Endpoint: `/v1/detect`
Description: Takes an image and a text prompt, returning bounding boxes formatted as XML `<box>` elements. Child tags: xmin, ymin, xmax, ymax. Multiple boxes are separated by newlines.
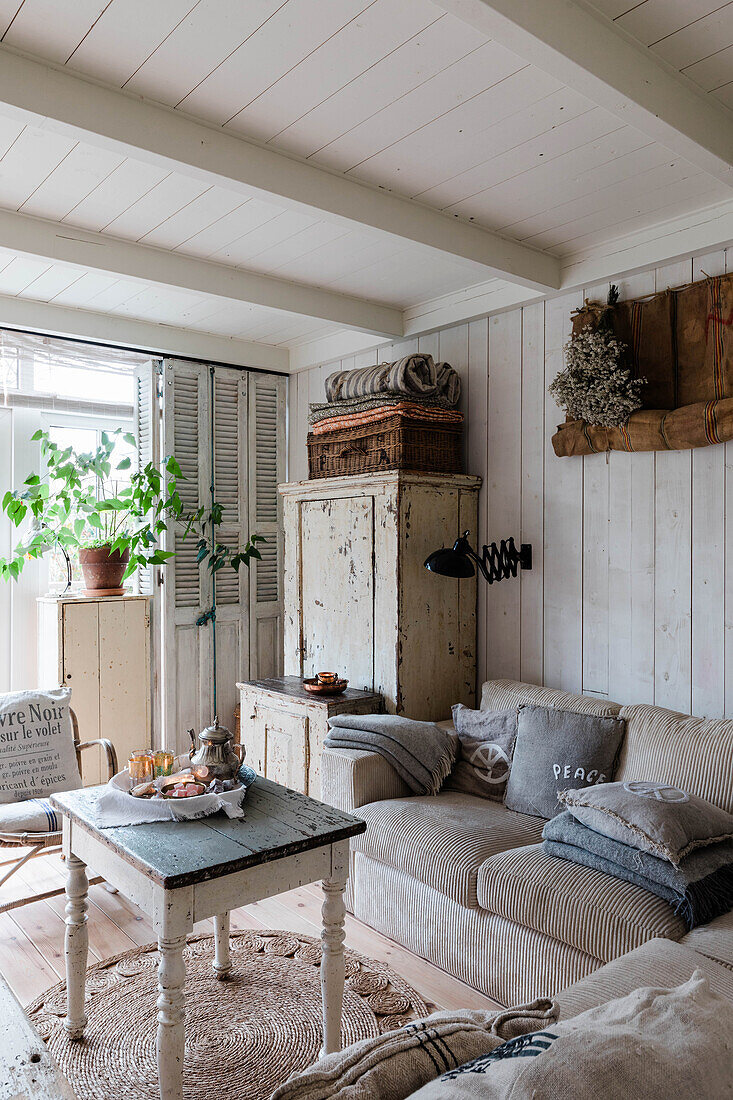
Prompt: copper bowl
<box><xmin>303</xmin><ymin>677</ymin><xmax>348</xmax><ymax>696</ymax></box>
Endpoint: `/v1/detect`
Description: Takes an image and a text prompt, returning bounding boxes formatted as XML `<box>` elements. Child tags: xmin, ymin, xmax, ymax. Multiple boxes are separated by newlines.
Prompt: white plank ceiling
<box><xmin>0</xmin><ymin>0</ymin><xmax>730</xmax><ymax>358</ymax></box>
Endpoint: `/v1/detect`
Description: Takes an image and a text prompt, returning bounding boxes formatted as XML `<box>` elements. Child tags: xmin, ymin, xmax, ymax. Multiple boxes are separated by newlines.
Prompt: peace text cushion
<box><xmin>504</xmin><ymin>704</ymin><xmax>625</xmax><ymax>819</ymax></box>
<box><xmin>444</xmin><ymin>705</ymin><xmax>517</xmax><ymax>801</ymax></box>
<box><xmin>409</xmin><ymin>974</ymin><xmax>733</xmax><ymax>1099</ymax></box>
<box><xmin>0</xmin><ymin>688</ymin><xmax>81</xmax><ymax>804</ymax></box>
<box><xmin>560</xmin><ymin>780</ymin><xmax>733</xmax><ymax>864</ymax></box>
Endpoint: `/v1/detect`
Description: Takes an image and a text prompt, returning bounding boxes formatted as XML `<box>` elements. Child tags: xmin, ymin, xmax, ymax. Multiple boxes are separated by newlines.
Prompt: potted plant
<box><xmin>0</xmin><ymin>428</ymin><xmax>263</xmax><ymax>592</ymax></box>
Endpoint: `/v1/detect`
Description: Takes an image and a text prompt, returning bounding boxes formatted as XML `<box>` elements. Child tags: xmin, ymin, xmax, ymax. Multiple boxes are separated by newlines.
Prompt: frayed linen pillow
<box><xmin>271</xmin><ymin>1000</ymin><xmax>558</xmax><ymax>1100</ymax></box>
<box><xmin>505</xmin><ymin>704</ymin><xmax>625</xmax><ymax>819</ymax></box>
<box><xmin>409</xmin><ymin>973</ymin><xmax>733</xmax><ymax>1099</ymax></box>
<box><xmin>444</xmin><ymin>705</ymin><xmax>517</xmax><ymax>801</ymax></box>
<box><xmin>0</xmin><ymin>687</ymin><xmax>81</xmax><ymax>804</ymax></box>
<box><xmin>560</xmin><ymin>780</ymin><xmax>733</xmax><ymax>864</ymax></box>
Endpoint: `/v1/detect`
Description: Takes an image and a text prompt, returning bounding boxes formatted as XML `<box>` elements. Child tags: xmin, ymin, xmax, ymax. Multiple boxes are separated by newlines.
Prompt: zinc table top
<box><xmin>51</xmin><ymin>776</ymin><xmax>365</xmax><ymax>890</ymax></box>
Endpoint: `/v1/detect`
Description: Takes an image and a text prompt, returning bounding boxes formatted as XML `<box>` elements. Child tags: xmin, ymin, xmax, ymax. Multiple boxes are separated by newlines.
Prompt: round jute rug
<box><xmin>26</xmin><ymin>930</ymin><xmax>429</xmax><ymax>1100</ymax></box>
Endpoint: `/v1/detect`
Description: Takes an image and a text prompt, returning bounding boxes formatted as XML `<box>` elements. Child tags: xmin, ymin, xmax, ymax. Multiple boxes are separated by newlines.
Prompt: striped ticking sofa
<box><xmin>321</xmin><ymin>679</ymin><xmax>733</xmax><ymax>1006</ymax></box>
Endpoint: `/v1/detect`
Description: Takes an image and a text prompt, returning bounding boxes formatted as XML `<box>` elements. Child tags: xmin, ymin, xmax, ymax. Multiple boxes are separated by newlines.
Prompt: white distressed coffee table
<box><xmin>51</xmin><ymin>776</ymin><xmax>366</xmax><ymax>1100</ymax></box>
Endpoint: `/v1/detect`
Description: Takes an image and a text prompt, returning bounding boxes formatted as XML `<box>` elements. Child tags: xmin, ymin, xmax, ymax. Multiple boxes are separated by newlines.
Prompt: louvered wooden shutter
<box><xmin>133</xmin><ymin>362</ymin><xmax>160</xmax><ymax>597</ymax></box>
<box><xmin>161</xmin><ymin>359</ymin><xmax>212</xmax><ymax>752</ymax></box>
<box><xmin>211</xmin><ymin>367</ymin><xmax>249</xmax><ymax>735</ymax></box>
<box><xmin>248</xmin><ymin>373</ymin><xmax>287</xmax><ymax>678</ymax></box>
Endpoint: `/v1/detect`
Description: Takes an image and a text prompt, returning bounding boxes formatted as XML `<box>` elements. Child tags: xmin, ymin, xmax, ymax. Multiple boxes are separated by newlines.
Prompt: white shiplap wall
<box><xmin>289</xmin><ymin>247</ymin><xmax>733</xmax><ymax>719</ymax></box>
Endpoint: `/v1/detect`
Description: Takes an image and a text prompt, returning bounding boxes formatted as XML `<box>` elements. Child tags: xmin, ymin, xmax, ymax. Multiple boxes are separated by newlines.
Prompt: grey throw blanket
<box><xmin>308</xmin><ymin>392</ymin><xmax>453</xmax><ymax>426</ymax></box>
<box><xmin>324</xmin><ymin>354</ymin><xmax>461</xmax><ymax>407</ymax></box>
<box><xmin>325</xmin><ymin>713</ymin><xmax>457</xmax><ymax>796</ymax></box>
<box><xmin>543</xmin><ymin>811</ymin><xmax>733</xmax><ymax>929</ymax></box>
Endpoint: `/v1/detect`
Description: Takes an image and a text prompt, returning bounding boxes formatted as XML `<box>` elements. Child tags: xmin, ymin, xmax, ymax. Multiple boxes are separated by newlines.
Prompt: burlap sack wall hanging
<box><xmin>552</xmin><ymin>272</ymin><xmax>733</xmax><ymax>457</ymax></box>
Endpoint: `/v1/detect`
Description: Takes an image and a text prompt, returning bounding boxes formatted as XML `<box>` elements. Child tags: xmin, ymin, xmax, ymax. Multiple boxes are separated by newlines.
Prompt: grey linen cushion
<box><xmin>409</xmin><ymin>973</ymin><xmax>733</xmax><ymax>1099</ymax></box>
<box><xmin>270</xmin><ymin>1000</ymin><xmax>558</xmax><ymax>1100</ymax></box>
<box><xmin>505</xmin><ymin>705</ymin><xmax>625</xmax><ymax>819</ymax></box>
<box><xmin>560</xmin><ymin>780</ymin><xmax>733</xmax><ymax>864</ymax></box>
<box><xmin>443</xmin><ymin>705</ymin><xmax>517</xmax><ymax>801</ymax></box>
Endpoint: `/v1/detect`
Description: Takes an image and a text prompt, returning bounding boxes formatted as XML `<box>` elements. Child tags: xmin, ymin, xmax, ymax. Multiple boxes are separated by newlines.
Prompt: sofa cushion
<box><xmin>481</xmin><ymin>679</ymin><xmax>622</xmax><ymax>719</ymax></box>
<box><xmin>477</xmin><ymin>844</ymin><xmax>686</xmax><ymax>962</ymax></box>
<box><xmin>505</xmin><ymin>706</ymin><xmax>625</xmax><ymax>819</ymax></box>
<box><xmin>352</xmin><ymin>792</ymin><xmax>544</xmax><ymax>908</ymax></box>
<box><xmin>444</xmin><ymin>705</ymin><xmax>517</xmax><ymax>802</ymax></box>
<box><xmin>0</xmin><ymin>798</ymin><xmax>60</xmax><ymax>835</ymax></box>
<box><xmin>556</xmin><ymin>938</ymin><xmax>733</xmax><ymax>1018</ymax></box>
<box><xmin>616</xmin><ymin>704</ymin><xmax>733</xmax><ymax>813</ymax></box>
<box><xmin>682</xmin><ymin>910</ymin><xmax>733</xmax><ymax>971</ymax></box>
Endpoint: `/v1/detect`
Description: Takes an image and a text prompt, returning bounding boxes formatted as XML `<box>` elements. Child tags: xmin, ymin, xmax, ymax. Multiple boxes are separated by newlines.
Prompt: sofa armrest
<box><xmin>320</xmin><ymin>747</ymin><xmax>411</xmax><ymax>813</ymax></box>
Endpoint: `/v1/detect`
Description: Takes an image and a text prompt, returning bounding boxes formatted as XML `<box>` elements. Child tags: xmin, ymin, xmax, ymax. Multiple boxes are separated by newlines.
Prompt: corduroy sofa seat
<box><xmin>321</xmin><ymin>679</ymin><xmax>733</xmax><ymax>1006</ymax></box>
<box><xmin>352</xmin><ymin>792</ymin><xmax>544</xmax><ymax>908</ymax></box>
<box><xmin>477</xmin><ymin>843</ymin><xmax>686</xmax><ymax>962</ymax></box>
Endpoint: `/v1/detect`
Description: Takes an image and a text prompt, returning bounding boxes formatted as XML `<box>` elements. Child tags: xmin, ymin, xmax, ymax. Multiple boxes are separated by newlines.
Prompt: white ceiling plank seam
<box><xmin>0</xmin><ymin>44</ymin><xmax>561</xmax><ymax>292</ymax></box>
<box><xmin>0</xmin><ymin>206</ymin><xmax>403</xmax><ymax>337</ymax></box>
<box><xmin>432</xmin><ymin>0</ymin><xmax>733</xmax><ymax>186</ymax></box>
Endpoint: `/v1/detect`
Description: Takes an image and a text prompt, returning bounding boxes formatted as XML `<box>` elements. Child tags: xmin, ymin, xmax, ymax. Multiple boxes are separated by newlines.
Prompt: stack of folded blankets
<box><xmin>307</xmin><ymin>352</ymin><xmax>464</xmax><ymax>479</ymax></box>
<box><xmin>543</xmin><ymin>781</ymin><xmax>733</xmax><ymax>930</ymax></box>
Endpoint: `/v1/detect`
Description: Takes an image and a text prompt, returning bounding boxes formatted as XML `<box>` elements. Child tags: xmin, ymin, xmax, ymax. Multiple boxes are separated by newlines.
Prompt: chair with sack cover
<box><xmin>0</xmin><ymin>688</ymin><xmax>117</xmax><ymax>913</ymax></box>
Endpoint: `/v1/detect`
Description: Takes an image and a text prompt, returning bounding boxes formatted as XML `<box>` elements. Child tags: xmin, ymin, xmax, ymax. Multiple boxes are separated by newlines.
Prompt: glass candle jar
<box><xmin>152</xmin><ymin>750</ymin><xmax>175</xmax><ymax>778</ymax></box>
<box><xmin>128</xmin><ymin>750</ymin><xmax>154</xmax><ymax>784</ymax></box>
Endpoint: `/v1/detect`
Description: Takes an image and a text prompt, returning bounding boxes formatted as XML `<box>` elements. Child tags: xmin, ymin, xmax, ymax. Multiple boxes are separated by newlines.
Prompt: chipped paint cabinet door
<box><xmin>37</xmin><ymin>595</ymin><xmax>151</xmax><ymax>786</ymax></box>
<box><xmin>249</xmin><ymin>705</ymin><xmax>307</xmax><ymax>791</ymax></box>
<box><xmin>280</xmin><ymin>472</ymin><xmax>481</xmax><ymax>721</ymax></box>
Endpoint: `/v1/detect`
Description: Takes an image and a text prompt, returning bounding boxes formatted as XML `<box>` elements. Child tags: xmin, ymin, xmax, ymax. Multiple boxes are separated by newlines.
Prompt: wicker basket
<box><xmin>307</xmin><ymin>413</ymin><xmax>463</xmax><ymax>478</ymax></box>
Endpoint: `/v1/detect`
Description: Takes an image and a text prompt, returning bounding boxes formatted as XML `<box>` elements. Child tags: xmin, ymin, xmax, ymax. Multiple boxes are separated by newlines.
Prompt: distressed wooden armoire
<box><xmin>279</xmin><ymin>472</ymin><xmax>481</xmax><ymax>720</ymax></box>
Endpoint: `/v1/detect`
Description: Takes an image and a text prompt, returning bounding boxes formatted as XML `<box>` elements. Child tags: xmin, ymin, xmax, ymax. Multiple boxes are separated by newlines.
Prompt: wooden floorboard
<box><xmin>0</xmin><ymin>850</ymin><xmax>500</xmax><ymax>1013</ymax></box>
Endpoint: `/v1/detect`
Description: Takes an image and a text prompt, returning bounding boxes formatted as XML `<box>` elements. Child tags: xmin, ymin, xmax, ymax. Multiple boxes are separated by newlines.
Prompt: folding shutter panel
<box><xmin>212</xmin><ymin>366</ymin><xmax>249</xmax><ymax>735</ymax></box>
<box><xmin>248</xmin><ymin>373</ymin><xmax>287</xmax><ymax>678</ymax></box>
<box><xmin>161</xmin><ymin>359</ymin><xmax>212</xmax><ymax>753</ymax></box>
<box><xmin>133</xmin><ymin>362</ymin><xmax>160</xmax><ymax>597</ymax></box>
<box><xmin>133</xmin><ymin>361</ymin><xmax>161</xmax><ymax>743</ymax></box>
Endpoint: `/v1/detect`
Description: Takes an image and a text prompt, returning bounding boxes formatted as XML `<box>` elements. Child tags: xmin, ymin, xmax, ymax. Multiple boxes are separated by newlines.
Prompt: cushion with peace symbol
<box><xmin>444</xmin><ymin>705</ymin><xmax>518</xmax><ymax>801</ymax></box>
<box><xmin>559</xmin><ymin>780</ymin><xmax>733</xmax><ymax>864</ymax></box>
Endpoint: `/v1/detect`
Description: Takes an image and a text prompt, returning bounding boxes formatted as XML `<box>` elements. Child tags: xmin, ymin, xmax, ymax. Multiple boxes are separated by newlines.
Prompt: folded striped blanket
<box><xmin>308</xmin><ymin>391</ymin><xmax>452</xmax><ymax>426</ymax></box>
<box><xmin>311</xmin><ymin>402</ymin><xmax>464</xmax><ymax>436</ymax></box>
<box><xmin>325</xmin><ymin>353</ymin><xmax>461</xmax><ymax>406</ymax></box>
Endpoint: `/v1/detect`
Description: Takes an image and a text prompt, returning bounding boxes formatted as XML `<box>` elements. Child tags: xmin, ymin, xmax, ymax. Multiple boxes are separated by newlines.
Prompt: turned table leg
<box><xmin>212</xmin><ymin>912</ymin><xmax>231</xmax><ymax>980</ymax></box>
<box><xmin>64</xmin><ymin>853</ymin><xmax>89</xmax><ymax>1040</ymax></box>
<box><xmin>320</xmin><ymin>869</ymin><xmax>347</xmax><ymax>1056</ymax></box>
<box><xmin>157</xmin><ymin>932</ymin><xmax>186</xmax><ymax>1100</ymax></box>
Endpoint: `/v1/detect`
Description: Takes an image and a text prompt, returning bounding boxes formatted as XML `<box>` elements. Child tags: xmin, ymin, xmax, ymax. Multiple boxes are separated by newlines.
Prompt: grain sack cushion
<box><xmin>476</xmin><ymin>844</ymin><xmax>685</xmax><ymax>961</ymax></box>
<box><xmin>682</xmin><ymin>910</ymin><xmax>733</xmax><ymax>971</ymax></box>
<box><xmin>271</xmin><ymin>1001</ymin><xmax>558</xmax><ymax>1100</ymax></box>
<box><xmin>616</xmin><ymin>703</ymin><xmax>733</xmax><ymax>812</ymax></box>
<box><xmin>409</xmin><ymin>973</ymin><xmax>733</xmax><ymax>1099</ymax></box>
<box><xmin>443</xmin><ymin>706</ymin><xmax>517</xmax><ymax>801</ymax></box>
<box><xmin>352</xmin><ymin>793</ymin><xmax>544</xmax><ymax>908</ymax></box>
<box><xmin>559</xmin><ymin>781</ymin><xmax>733</xmax><ymax>864</ymax></box>
<box><xmin>0</xmin><ymin>688</ymin><xmax>80</xmax><ymax>803</ymax></box>
<box><xmin>505</xmin><ymin>705</ymin><xmax>625</xmax><ymax>819</ymax></box>
<box><xmin>0</xmin><ymin>798</ymin><xmax>60</xmax><ymax>835</ymax></box>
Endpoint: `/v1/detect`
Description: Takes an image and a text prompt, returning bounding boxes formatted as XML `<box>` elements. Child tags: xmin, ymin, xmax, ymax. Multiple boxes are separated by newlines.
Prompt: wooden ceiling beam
<box><xmin>434</xmin><ymin>0</ymin><xmax>733</xmax><ymax>186</ymax></box>
<box><xmin>0</xmin><ymin>46</ymin><xmax>561</xmax><ymax>293</ymax></box>
<box><xmin>0</xmin><ymin>208</ymin><xmax>403</xmax><ymax>338</ymax></box>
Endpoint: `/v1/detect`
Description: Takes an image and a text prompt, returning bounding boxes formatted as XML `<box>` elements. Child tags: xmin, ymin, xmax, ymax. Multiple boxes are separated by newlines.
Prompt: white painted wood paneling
<box><xmin>289</xmin><ymin>245</ymin><xmax>733</xmax><ymax>718</ymax></box>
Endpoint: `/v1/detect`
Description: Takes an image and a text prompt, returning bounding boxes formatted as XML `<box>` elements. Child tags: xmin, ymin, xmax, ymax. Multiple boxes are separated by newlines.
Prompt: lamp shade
<box><xmin>424</xmin><ymin>535</ymin><xmax>475</xmax><ymax>578</ymax></box>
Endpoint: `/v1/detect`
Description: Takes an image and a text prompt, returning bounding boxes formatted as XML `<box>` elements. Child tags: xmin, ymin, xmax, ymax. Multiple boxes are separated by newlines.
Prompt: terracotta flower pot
<box><xmin>78</xmin><ymin>545</ymin><xmax>130</xmax><ymax>596</ymax></box>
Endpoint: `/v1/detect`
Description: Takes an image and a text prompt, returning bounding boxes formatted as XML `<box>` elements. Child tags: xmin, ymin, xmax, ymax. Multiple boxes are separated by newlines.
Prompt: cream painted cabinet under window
<box><xmin>37</xmin><ymin>595</ymin><xmax>151</xmax><ymax>786</ymax></box>
<box><xmin>280</xmin><ymin>472</ymin><xmax>481</xmax><ymax>721</ymax></box>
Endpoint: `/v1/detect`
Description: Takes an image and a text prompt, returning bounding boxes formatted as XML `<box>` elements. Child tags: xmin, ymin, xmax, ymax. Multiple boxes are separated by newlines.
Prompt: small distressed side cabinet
<box><xmin>238</xmin><ymin>676</ymin><xmax>382</xmax><ymax>797</ymax></box>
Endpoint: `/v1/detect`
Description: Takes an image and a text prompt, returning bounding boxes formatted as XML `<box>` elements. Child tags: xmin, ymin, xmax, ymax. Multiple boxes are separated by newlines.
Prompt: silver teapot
<box><xmin>188</xmin><ymin>716</ymin><xmax>243</xmax><ymax>782</ymax></box>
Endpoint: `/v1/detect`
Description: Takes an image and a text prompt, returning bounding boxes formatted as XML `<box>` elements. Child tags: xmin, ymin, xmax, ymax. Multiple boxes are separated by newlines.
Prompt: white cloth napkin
<box><xmin>94</xmin><ymin>765</ymin><xmax>249</xmax><ymax>828</ymax></box>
